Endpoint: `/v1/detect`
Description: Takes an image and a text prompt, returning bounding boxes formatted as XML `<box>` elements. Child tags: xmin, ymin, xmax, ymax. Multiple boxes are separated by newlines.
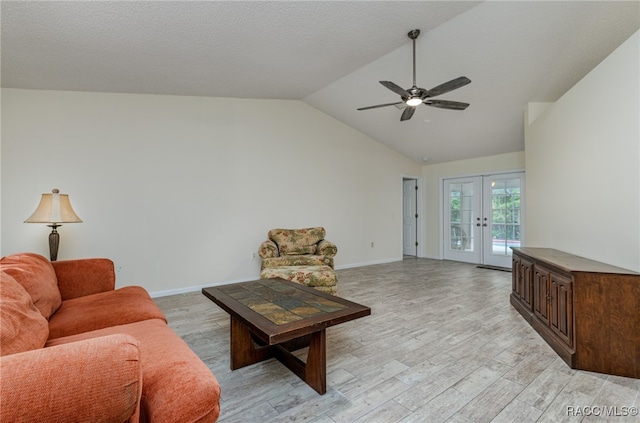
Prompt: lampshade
<box><xmin>405</xmin><ymin>97</ymin><xmax>423</xmax><ymax>107</ymax></box>
<box><xmin>24</xmin><ymin>189</ymin><xmax>82</xmax><ymax>224</ymax></box>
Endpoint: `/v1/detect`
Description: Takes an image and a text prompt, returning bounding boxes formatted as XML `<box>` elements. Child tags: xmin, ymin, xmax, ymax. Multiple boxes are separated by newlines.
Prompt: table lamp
<box><xmin>24</xmin><ymin>189</ymin><xmax>82</xmax><ymax>261</ymax></box>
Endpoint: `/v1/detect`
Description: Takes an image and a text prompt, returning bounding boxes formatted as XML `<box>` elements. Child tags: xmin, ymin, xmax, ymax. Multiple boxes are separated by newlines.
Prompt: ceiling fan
<box><xmin>357</xmin><ymin>29</ymin><xmax>471</xmax><ymax>121</ymax></box>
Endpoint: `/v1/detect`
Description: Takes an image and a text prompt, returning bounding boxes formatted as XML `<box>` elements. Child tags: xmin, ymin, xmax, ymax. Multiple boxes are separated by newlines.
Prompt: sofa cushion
<box><xmin>47</xmin><ymin>319</ymin><xmax>221</xmax><ymax>423</ymax></box>
<box><xmin>1</xmin><ymin>253</ymin><xmax>62</xmax><ymax>319</ymax></box>
<box><xmin>48</xmin><ymin>286</ymin><xmax>167</xmax><ymax>340</ymax></box>
<box><xmin>268</xmin><ymin>227</ymin><xmax>326</xmax><ymax>255</ymax></box>
<box><xmin>0</xmin><ymin>272</ymin><xmax>50</xmax><ymax>356</ymax></box>
<box><xmin>52</xmin><ymin>258</ymin><xmax>116</xmax><ymax>300</ymax></box>
<box><xmin>1</xmin><ymin>334</ymin><xmax>142</xmax><ymax>422</ymax></box>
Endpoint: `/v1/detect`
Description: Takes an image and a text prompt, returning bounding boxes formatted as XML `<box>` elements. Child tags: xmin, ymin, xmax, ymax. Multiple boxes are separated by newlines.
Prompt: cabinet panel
<box><xmin>550</xmin><ymin>272</ymin><xmax>573</xmax><ymax>348</ymax></box>
<box><xmin>512</xmin><ymin>255</ymin><xmax>533</xmax><ymax>310</ymax></box>
<box><xmin>520</xmin><ymin>257</ymin><xmax>533</xmax><ymax>309</ymax></box>
<box><xmin>512</xmin><ymin>255</ymin><xmax>519</xmax><ymax>292</ymax></box>
<box><xmin>533</xmin><ymin>267</ymin><xmax>549</xmax><ymax>325</ymax></box>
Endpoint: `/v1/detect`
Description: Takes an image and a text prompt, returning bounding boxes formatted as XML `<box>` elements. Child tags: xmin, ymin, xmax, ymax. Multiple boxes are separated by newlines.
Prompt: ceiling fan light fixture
<box><xmin>405</xmin><ymin>97</ymin><xmax>423</xmax><ymax>106</ymax></box>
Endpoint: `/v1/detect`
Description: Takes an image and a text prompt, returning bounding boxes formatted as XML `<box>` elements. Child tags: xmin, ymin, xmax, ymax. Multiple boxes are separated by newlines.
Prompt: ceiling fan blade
<box><xmin>357</xmin><ymin>101</ymin><xmax>404</xmax><ymax>111</ymax></box>
<box><xmin>400</xmin><ymin>106</ymin><xmax>416</xmax><ymax>121</ymax></box>
<box><xmin>424</xmin><ymin>99</ymin><xmax>470</xmax><ymax>110</ymax></box>
<box><xmin>380</xmin><ymin>81</ymin><xmax>409</xmax><ymax>97</ymax></box>
<box><xmin>425</xmin><ymin>76</ymin><xmax>471</xmax><ymax>98</ymax></box>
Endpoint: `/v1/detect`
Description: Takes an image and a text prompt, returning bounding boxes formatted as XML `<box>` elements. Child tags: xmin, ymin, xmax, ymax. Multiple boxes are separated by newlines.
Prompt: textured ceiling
<box><xmin>1</xmin><ymin>1</ymin><xmax>479</xmax><ymax>98</ymax></box>
<box><xmin>2</xmin><ymin>1</ymin><xmax>639</xmax><ymax>164</ymax></box>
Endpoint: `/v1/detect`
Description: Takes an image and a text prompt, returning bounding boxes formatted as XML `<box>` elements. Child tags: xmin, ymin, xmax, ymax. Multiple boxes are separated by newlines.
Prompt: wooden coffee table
<box><xmin>202</xmin><ymin>278</ymin><xmax>370</xmax><ymax>394</ymax></box>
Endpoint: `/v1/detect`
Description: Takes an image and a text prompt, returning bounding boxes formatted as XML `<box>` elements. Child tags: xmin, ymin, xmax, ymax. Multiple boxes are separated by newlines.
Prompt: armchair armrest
<box><xmin>258</xmin><ymin>240</ymin><xmax>279</xmax><ymax>259</ymax></box>
<box><xmin>52</xmin><ymin>258</ymin><xmax>116</xmax><ymax>300</ymax></box>
<box><xmin>0</xmin><ymin>334</ymin><xmax>142</xmax><ymax>423</ymax></box>
<box><xmin>317</xmin><ymin>239</ymin><xmax>338</xmax><ymax>257</ymax></box>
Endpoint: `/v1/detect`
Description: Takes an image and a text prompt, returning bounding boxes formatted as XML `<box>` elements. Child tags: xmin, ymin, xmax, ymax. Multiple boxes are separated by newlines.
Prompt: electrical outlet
<box><xmin>252</xmin><ymin>252</ymin><xmax>258</xmax><ymax>260</ymax></box>
<box><xmin>371</xmin><ymin>242</ymin><xmax>374</xmax><ymax>248</ymax></box>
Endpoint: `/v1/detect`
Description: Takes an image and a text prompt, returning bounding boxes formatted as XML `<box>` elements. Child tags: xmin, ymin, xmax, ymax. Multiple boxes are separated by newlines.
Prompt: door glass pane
<box><xmin>490</xmin><ymin>178</ymin><xmax>521</xmax><ymax>255</ymax></box>
<box><xmin>449</xmin><ymin>182</ymin><xmax>474</xmax><ymax>251</ymax></box>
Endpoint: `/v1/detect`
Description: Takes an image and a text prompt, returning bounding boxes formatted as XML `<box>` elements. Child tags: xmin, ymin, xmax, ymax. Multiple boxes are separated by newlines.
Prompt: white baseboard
<box><xmin>149</xmin><ymin>276</ymin><xmax>259</xmax><ymax>298</ymax></box>
<box><xmin>150</xmin><ymin>257</ymin><xmax>410</xmax><ymax>298</ymax></box>
<box><xmin>420</xmin><ymin>253</ymin><xmax>441</xmax><ymax>260</ymax></box>
<box><xmin>335</xmin><ymin>257</ymin><xmax>402</xmax><ymax>270</ymax></box>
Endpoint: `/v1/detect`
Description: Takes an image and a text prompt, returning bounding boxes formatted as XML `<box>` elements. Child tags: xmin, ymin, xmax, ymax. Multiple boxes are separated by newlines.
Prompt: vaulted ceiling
<box><xmin>2</xmin><ymin>1</ymin><xmax>638</xmax><ymax>164</ymax></box>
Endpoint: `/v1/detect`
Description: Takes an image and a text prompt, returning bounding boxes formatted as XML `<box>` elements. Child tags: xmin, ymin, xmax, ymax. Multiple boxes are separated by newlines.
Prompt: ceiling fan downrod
<box><xmin>408</xmin><ymin>29</ymin><xmax>420</xmax><ymax>88</ymax></box>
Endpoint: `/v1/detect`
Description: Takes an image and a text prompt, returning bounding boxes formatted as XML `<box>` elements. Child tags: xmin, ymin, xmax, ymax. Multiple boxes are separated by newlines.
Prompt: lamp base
<box><xmin>47</xmin><ymin>224</ymin><xmax>61</xmax><ymax>261</ymax></box>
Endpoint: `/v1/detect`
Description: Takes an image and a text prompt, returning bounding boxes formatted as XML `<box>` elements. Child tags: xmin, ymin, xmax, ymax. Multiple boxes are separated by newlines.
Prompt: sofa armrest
<box><xmin>317</xmin><ymin>239</ymin><xmax>338</xmax><ymax>257</ymax></box>
<box><xmin>52</xmin><ymin>258</ymin><xmax>116</xmax><ymax>300</ymax></box>
<box><xmin>0</xmin><ymin>334</ymin><xmax>142</xmax><ymax>423</ymax></box>
<box><xmin>258</xmin><ymin>240</ymin><xmax>279</xmax><ymax>259</ymax></box>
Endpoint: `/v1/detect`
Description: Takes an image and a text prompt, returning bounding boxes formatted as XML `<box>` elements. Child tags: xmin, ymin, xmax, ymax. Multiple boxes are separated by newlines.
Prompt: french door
<box><xmin>443</xmin><ymin>172</ymin><xmax>524</xmax><ymax>268</ymax></box>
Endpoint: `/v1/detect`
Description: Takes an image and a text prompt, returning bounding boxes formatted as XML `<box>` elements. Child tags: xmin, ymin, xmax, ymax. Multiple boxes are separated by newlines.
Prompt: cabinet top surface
<box><xmin>513</xmin><ymin>247</ymin><xmax>640</xmax><ymax>275</ymax></box>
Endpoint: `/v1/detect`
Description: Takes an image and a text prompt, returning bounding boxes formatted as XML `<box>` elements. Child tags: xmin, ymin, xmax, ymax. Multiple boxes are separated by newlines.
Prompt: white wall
<box><xmin>421</xmin><ymin>151</ymin><xmax>526</xmax><ymax>259</ymax></box>
<box><xmin>525</xmin><ymin>30</ymin><xmax>640</xmax><ymax>271</ymax></box>
<box><xmin>1</xmin><ymin>89</ymin><xmax>421</xmax><ymax>295</ymax></box>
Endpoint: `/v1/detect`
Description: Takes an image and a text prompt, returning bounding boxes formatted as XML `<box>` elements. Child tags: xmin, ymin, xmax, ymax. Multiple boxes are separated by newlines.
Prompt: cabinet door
<box><xmin>512</xmin><ymin>254</ymin><xmax>533</xmax><ymax>310</ymax></box>
<box><xmin>512</xmin><ymin>255</ymin><xmax>520</xmax><ymax>293</ymax></box>
<box><xmin>520</xmin><ymin>257</ymin><xmax>533</xmax><ymax>309</ymax></box>
<box><xmin>550</xmin><ymin>272</ymin><xmax>574</xmax><ymax>348</ymax></box>
<box><xmin>533</xmin><ymin>267</ymin><xmax>550</xmax><ymax>325</ymax></box>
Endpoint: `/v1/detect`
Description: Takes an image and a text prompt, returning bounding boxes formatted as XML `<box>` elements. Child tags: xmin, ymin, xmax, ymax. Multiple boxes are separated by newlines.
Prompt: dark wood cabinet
<box><xmin>510</xmin><ymin>247</ymin><xmax>640</xmax><ymax>379</ymax></box>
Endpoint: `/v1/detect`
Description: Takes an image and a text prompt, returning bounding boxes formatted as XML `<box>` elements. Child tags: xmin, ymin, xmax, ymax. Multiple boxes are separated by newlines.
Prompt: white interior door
<box><xmin>403</xmin><ymin>179</ymin><xmax>417</xmax><ymax>256</ymax></box>
<box><xmin>443</xmin><ymin>172</ymin><xmax>524</xmax><ymax>267</ymax></box>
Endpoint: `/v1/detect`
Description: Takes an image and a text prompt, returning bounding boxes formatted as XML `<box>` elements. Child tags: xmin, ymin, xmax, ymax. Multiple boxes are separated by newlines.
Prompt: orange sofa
<box><xmin>0</xmin><ymin>253</ymin><xmax>220</xmax><ymax>423</ymax></box>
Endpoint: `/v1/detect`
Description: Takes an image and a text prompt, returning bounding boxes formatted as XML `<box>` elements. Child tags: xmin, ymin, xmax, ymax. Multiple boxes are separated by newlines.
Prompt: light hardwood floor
<box><xmin>154</xmin><ymin>258</ymin><xmax>640</xmax><ymax>423</ymax></box>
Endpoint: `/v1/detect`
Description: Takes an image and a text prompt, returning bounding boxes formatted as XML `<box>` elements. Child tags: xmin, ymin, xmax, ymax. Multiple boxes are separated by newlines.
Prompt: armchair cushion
<box><xmin>0</xmin><ymin>272</ymin><xmax>49</xmax><ymax>356</ymax></box>
<box><xmin>0</xmin><ymin>253</ymin><xmax>61</xmax><ymax>319</ymax></box>
<box><xmin>0</xmin><ymin>333</ymin><xmax>142</xmax><ymax>423</ymax></box>
<box><xmin>283</xmin><ymin>244</ymin><xmax>317</xmax><ymax>255</ymax></box>
<box><xmin>268</xmin><ymin>227</ymin><xmax>326</xmax><ymax>255</ymax></box>
<box><xmin>261</xmin><ymin>255</ymin><xmax>334</xmax><ymax>270</ymax></box>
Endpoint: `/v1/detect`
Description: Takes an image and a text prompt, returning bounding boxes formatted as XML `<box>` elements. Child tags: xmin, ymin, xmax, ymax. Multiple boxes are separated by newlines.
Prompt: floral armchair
<box><xmin>258</xmin><ymin>227</ymin><xmax>338</xmax><ymax>294</ymax></box>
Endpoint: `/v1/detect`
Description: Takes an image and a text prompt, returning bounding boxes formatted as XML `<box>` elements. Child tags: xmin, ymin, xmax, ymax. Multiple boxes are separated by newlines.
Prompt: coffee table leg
<box><xmin>229</xmin><ymin>316</ymin><xmax>273</xmax><ymax>369</ymax></box>
<box><xmin>230</xmin><ymin>316</ymin><xmax>327</xmax><ymax>394</ymax></box>
<box><xmin>305</xmin><ymin>330</ymin><xmax>327</xmax><ymax>394</ymax></box>
<box><xmin>230</xmin><ymin>316</ymin><xmax>255</xmax><ymax>369</ymax></box>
